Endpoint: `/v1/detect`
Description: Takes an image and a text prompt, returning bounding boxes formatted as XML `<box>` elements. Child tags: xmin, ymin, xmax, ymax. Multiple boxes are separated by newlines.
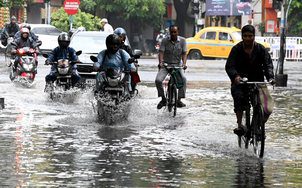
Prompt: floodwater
<box><xmin>0</xmin><ymin>56</ymin><xmax>301</xmax><ymax>187</ymax></box>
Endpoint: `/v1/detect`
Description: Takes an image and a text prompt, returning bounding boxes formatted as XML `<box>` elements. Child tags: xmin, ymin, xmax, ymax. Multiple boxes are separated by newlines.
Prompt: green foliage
<box><xmin>51</xmin><ymin>8</ymin><xmax>101</xmax><ymax>32</ymax></box>
<box><xmin>258</xmin><ymin>22</ymin><xmax>265</xmax><ymax>36</ymax></box>
<box><xmin>81</xmin><ymin>0</ymin><xmax>165</xmax><ymax>28</ymax></box>
<box><xmin>79</xmin><ymin>0</ymin><xmax>96</xmax><ymax>14</ymax></box>
<box><xmin>1</xmin><ymin>0</ymin><xmax>24</xmax><ymax>7</ymax></box>
<box><xmin>287</xmin><ymin>0</ymin><xmax>302</xmax><ymax>36</ymax></box>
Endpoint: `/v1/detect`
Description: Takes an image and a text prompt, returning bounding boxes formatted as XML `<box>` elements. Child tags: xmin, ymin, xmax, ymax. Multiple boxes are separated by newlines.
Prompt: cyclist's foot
<box><xmin>176</xmin><ymin>100</ymin><xmax>186</xmax><ymax>108</ymax></box>
<box><xmin>157</xmin><ymin>99</ymin><xmax>166</xmax><ymax>109</ymax></box>
<box><xmin>233</xmin><ymin>125</ymin><xmax>246</xmax><ymax>136</ymax></box>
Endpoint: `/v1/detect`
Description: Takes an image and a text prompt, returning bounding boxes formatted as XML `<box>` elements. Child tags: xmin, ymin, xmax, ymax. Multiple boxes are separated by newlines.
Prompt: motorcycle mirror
<box><xmin>90</xmin><ymin>55</ymin><xmax>98</xmax><ymax>62</ymax></box>
<box><xmin>35</xmin><ymin>40</ymin><xmax>42</xmax><ymax>47</ymax></box>
<box><xmin>133</xmin><ymin>49</ymin><xmax>143</xmax><ymax>57</ymax></box>
<box><xmin>42</xmin><ymin>53</ymin><xmax>49</xmax><ymax>58</ymax></box>
<box><xmin>76</xmin><ymin>50</ymin><xmax>82</xmax><ymax>56</ymax></box>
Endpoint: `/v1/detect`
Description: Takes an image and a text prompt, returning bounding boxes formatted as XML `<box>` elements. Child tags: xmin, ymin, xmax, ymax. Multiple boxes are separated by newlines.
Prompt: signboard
<box><xmin>206</xmin><ymin>0</ymin><xmax>252</xmax><ymax>16</ymax></box>
<box><xmin>64</xmin><ymin>0</ymin><xmax>80</xmax><ymax>15</ymax></box>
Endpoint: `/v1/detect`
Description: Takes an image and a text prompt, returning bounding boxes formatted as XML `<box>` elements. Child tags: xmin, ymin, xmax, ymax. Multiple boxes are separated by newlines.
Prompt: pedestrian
<box><xmin>155</xmin><ymin>25</ymin><xmax>188</xmax><ymax>109</ymax></box>
<box><xmin>100</xmin><ymin>18</ymin><xmax>114</xmax><ymax>33</ymax></box>
<box><xmin>225</xmin><ymin>24</ymin><xmax>275</xmax><ymax>136</ymax></box>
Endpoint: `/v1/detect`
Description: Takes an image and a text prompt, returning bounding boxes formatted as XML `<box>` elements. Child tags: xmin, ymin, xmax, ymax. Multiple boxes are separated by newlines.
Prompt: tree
<box><xmin>0</xmin><ymin>0</ymin><xmax>24</xmax><ymax>8</ymax></box>
<box><xmin>173</xmin><ymin>0</ymin><xmax>194</xmax><ymax>37</ymax></box>
<box><xmin>80</xmin><ymin>0</ymin><xmax>165</xmax><ymax>31</ymax></box>
<box><xmin>287</xmin><ymin>0</ymin><xmax>302</xmax><ymax>36</ymax></box>
<box><xmin>51</xmin><ymin>8</ymin><xmax>101</xmax><ymax>32</ymax></box>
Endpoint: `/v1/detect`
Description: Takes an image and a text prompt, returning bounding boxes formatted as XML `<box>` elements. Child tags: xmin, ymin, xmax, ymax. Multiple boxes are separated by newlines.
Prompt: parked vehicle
<box><xmin>9</xmin><ymin>47</ymin><xmax>38</xmax><ymax>88</ymax></box>
<box><xmin>30</xmin><ymin>24</ymin><xmax>61</xmax><ymax>53</ymax></box>
<box><xmin>186</xmin><ymin>26</ymin><xmax>271</xmax><ymax>59</ymax></box>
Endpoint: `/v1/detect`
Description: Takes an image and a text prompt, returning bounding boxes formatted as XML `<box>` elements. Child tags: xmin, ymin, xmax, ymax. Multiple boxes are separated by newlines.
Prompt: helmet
<box><xmin>21</xmin><ymin>23</ymin><xmax>31</xmax><ymax>31</ymax></box>
<box><xmin>114</xmin><ymin>27</ymin><xmax>127</xmax><ymax>37</ymax></box>
<box><xmin>106</xmin><ymin>34</ymin><xmax>121</xmax><ymax>53</ymax></box>
<box><xmin>58</xmin><ymin>32</ymin><xmax>70</xmax><ymax>48</ymax></box>
<box><xmin>20</xmin><ymin>27</ymin><xmax>29</xmax><ymax>39</ymax></box>
<box><xmin>11</xmin><ymin>16</ymin><xmax>17</xmax><ymax>22</ymax></box>
<box><xmin>20</xmin><ymin>27</ymin><xmax>29</xmax><ymax>34</ymax></box>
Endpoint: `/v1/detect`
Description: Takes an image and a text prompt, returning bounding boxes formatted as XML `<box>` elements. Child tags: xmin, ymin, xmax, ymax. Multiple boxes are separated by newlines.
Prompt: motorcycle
<box><xmin>90</xmin><ymin>50</ymin><xmax>142</xmax><ymax>124</ymax></box>
<box><xmin>42</xmin><ymin>51</ymin><xmax>82</xmax><ymax>101</ymax></box>
<box><xmin>9</xmin><ymin>46</ymin><xmax>39</xmax><ymax>88</ymax></box>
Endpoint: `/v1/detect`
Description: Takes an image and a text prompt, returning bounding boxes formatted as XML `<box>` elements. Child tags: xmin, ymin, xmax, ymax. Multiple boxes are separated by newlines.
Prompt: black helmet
<box><xmin>58</xmin><ymin>32</ymin><xmax>70</xmax><ymax>48</ymax></box>
<box><xmin>106</xmin><ymin>34</ymin><xmax>121</xmax><ymax>53</ymax></box>
<box><xmin>114</xmin><ymin>27</ymin><xmax>127</xmax><ymax>37</ymax></box>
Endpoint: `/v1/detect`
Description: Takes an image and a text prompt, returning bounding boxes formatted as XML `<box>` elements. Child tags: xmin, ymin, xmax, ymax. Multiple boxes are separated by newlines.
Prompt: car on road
<box><xmin>30</xmin><ymin>24</ymin><xmax>61</xmax><ymax>53</ymax></box>
<box><xmin>186</xmin><ymin>26</ymin><xmax>271</xmax><ymax>59</ymax></box>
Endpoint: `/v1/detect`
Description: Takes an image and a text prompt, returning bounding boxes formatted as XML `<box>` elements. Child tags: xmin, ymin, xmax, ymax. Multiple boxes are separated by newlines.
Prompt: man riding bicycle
<box><xmin>155</xmin><ymin>25</ymin><xmax>187</xmax><ymax>109</ymax></box>
<box><xmin>225</xmin><ymin>25</ymin><xmax>275</xmax><ymax>136</ymax></box>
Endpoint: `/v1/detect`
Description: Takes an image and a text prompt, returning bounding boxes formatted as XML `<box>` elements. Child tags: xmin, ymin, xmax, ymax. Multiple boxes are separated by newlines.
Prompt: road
<box><xmin>0</xmin><ymin>55</ymin><xmax>302</xmax><ymax>187</ymax></box>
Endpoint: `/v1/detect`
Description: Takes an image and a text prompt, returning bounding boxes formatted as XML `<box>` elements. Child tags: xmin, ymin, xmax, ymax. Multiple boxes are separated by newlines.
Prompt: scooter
<box><xmin>9</xmin><ymin>46</ymin><xmax>38</xmax><ymax>88</ymax></box>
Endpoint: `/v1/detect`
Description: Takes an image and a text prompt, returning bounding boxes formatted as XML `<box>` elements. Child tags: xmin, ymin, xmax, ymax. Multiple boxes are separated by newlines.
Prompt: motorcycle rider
<box><xmin>93</xmin><ymin>34</ymin><xmax>136</xmax><ymax>95</ymax></box>
<box><xmin>113</xmin><ymin>27</ymin><xmax>140</xmax><ymax>95</ymax></box>
<box><xmin>1</xmin><ymin>16</ymin><xmax>20</xmax><ymax>46</ymax></box>
<box><xmin>44</xmin><ymin>32</ymin><xmax>81</xmax><ymax>91</ymax></box>
<box><xmin>10</xmin><ymin>27</ymin><xmax>39</xmax><ymax>79</ymax></box>
<box><xmin>14</xmin><ymin>23</ymin><xmax>40</xmax><ymax>43</ymax></box>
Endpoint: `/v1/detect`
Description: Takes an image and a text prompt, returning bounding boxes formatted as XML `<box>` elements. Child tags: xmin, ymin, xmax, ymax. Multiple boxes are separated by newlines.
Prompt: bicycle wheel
<box><xmin>252</xmin><ymin>107</ymin><xmax>265</xmax><ymax>158</ymax></box>
<box><xmin>172</xmin><ymin>84</ymin><xmax>177</xmax><ymax>117</ymax></box>
<box><xmin>238</xmin><ymin>109</ymin><xmax>250</xmax><ymax>149</ymax></box>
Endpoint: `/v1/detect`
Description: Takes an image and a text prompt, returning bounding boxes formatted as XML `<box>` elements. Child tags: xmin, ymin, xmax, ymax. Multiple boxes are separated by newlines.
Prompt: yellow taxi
<box><xmin>186</xmin><ymin>26</ymin><xmax>271</xmax><ymax>59</ymax></box>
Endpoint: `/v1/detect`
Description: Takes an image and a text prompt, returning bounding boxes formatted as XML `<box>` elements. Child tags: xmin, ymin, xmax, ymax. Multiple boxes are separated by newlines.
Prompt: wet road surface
<box><xmin>0</xmin><ymin>55</ymin><xmax>302</xmax><ymax>187</ymax></box>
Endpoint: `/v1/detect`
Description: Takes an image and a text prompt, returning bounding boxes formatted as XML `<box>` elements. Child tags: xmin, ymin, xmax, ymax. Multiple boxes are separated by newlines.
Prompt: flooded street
<box><xmin>0</xmin><ymin>55</ymin><xmax>301</xmax><ymax>187</ymax></box>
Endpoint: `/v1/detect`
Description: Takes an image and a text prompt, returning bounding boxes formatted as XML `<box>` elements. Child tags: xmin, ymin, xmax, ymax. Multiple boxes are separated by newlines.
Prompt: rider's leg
<box><xmin>155</xmin><ymin>68</ymin><xmax>168</xmax><ymax>100</ymax></box>
<box><xmin>155</xmin><ymin>68</ymin><xmax>168</xmax><ymax>109</ymax></box>
<box><xmin>177</xmin><ymin>69</ymin><xmax>187</xmax><ymax>107</ymax></box>
<box><xmin>71</xmin><ymin>72</ymin><xmax>81</xmax><ymax>87</ymax></box>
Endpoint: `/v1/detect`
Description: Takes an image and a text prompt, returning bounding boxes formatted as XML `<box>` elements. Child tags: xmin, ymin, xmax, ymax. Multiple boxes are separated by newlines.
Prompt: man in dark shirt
<box><xmin>225</xmin><ymin>25</ymin><xmax>275</xmax><ymax>136</ymax></box>
<box><xmin>1</xmin><ymin>16</ymin><xmax>20</xmax><ymax>46</ymax></box>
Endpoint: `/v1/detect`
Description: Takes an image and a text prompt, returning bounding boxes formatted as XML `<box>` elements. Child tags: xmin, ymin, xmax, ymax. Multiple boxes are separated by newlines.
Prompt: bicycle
<box><xmin>237</xmin><ymin>78</ymin><xmax>273</xmax><ymax>158</ymax></box>
<box><xmin>162</xmin><ymin>63</ymin><xmax>184</xmax><ymax>117</ymax></box>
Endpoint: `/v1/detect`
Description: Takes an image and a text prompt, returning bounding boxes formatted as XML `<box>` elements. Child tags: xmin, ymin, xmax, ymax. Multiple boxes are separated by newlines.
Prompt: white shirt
<box><xmin>102</xmin><ymin>23</ymin><xmax>114</xmax><ymax>33</ymax></box>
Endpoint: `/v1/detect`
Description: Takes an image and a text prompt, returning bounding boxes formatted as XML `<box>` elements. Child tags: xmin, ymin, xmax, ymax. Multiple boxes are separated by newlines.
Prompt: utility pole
<box><xmin>275</xmin><ymin>0</ymin><xmax>288</xmax><ymax>87</ymax></box>
<box><xmin>191</xmin><ymin>0</ymin><xmax>200</xmax><ymax>35</ymax></box>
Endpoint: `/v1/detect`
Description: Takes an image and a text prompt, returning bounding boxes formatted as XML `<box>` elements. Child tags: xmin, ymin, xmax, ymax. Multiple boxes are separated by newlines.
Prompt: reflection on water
<box><xmin>0</xmin><ymin>60</ymin><xmax>302</xmax><ymax>187</ymax></box>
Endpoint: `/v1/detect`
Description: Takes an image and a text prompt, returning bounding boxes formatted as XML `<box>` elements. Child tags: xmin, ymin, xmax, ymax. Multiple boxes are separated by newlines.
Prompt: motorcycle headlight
<box><xmin>58</xmin><ymin>67</ymin><xmax>69</xmax><ymax>75</ymax></box>
<box><xmin>23</xmin><ymin>64</ymin><xmax>30</xmax><ymax>71</ymax></box>
<box><xmin>107</xmin><ymin>77</ymin><xmax>119</xmax><ymax>87</ymax></box>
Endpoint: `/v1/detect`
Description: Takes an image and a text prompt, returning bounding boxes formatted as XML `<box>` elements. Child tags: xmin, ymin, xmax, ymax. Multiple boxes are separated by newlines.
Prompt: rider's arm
<box><xmin>94</xmin><ymin>50</ymin><xmax>106</xmax><ymax>71</ymax></box>
<box><xmin>47</xmin><ymin>47</ymin><xmax>58</xmax><ymax>63</ymax></box>
<box><xmin>225</xmin><ymin>46</ymin><xmax>240</xmax><ymax>83</ymax></box>
<box><xmin>121</xmin><ymin>49</ymin><xmax>136</xmax><ymax>72</ymax></box>
<box><xmin>158</xmin><ymin>38</ymin><xmax>166</xmax><ymax>67</ymax></box>
<box><xmin>262</xmin><ymin>46</ymin><xmax>274</xmax><ymax>81</ymax></box>
<box><xmin>182</xmin><ymin>38</ymin><xmax>188</xmax><ymax>69</ymax></box>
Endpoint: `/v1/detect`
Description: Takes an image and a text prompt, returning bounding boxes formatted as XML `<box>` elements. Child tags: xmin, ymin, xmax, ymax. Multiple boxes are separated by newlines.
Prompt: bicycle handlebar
<box><xmin>163</xmin><ymin>63</ymin><xmax>183</xmax><ymax>69</ymax></box>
